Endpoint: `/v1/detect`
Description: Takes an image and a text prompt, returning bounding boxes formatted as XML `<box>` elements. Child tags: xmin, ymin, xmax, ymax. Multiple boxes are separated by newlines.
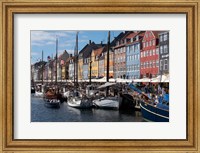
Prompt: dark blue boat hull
<box><xmin>140</xmin><ymin>101</ymin><xmax>169</xmax><ymax>122</ymax></box>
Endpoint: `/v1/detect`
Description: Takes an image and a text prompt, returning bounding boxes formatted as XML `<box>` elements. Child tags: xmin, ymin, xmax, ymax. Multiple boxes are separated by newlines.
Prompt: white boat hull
<box><xmin>67</xmin><ymin>97</ymin><xmax>93</xmax><ymax>108</ymax></box>
<box><xmin>93</xmin><ymin>97</ymin><xmax>122</xmax><ymax>109</ymax></box>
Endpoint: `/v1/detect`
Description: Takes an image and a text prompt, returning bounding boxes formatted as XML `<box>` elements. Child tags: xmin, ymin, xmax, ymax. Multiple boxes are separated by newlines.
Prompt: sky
<box><xmin>31</xmin><ymin>30</ymin><xmax>122</xmax><ymax>64</ymax></box>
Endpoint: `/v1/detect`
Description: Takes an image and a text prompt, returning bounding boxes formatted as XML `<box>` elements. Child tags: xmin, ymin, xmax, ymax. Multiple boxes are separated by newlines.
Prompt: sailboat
<box><xmin>43</xmin><ymin>37</ymin><xmax>60</xmax><ymax>108</ymax></box>
<box><xmin>67</xmin><ymin>32</ymin><xmax>93</xmax><ymax>108</ymax></box>
<box><xmin>92</xmin><ymin>31</ymin><xmax>122</xmax><ymax>109</ymax></box>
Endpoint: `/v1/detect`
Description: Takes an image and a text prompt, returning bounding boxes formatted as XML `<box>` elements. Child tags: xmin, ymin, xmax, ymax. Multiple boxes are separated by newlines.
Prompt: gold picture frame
<box><xmin>0</xmin><ymin>0</ymin><xmax>199</xmax><ymax>152</ymax></box>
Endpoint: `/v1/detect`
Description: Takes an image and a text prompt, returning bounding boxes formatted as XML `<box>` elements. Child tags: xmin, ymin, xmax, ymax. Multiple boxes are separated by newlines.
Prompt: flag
<box><xmin>47</xmin><ymin>56</ymin><xmax>51</xmax><ymax>61</ymax></box>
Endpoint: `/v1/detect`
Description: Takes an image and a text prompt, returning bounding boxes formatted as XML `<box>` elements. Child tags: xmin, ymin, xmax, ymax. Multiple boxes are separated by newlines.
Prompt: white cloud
<box><xmin>31</xmin><ymin>52</ymin><xmax>39</xmax><ymax>56</ymax></box>
<box><xmin>31</xmin><ymin>31</ymin><xmax>75</xmax><ymax>46</ymax></box>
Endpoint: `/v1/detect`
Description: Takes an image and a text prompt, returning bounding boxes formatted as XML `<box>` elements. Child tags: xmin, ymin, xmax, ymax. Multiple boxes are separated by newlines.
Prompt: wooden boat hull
<box><xmin>140</xmin><ymin>101</ymin><xmax>169</xmax><ymax>122</ymax></box>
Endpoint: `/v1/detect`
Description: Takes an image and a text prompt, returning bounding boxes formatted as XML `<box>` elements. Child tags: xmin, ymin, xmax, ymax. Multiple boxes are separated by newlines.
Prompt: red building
<box><xmin>140</xmin><ymin>31</ymin><xmax>160</xmax><ymax>78</ymax></box>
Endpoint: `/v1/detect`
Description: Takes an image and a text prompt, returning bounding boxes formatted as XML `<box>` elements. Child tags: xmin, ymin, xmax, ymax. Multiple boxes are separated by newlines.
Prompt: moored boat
<box><xmin>67</xmin><ymin>91</ymin><xmax>93</xmax><ymax>108</ymax></box>
<box><xmin>128</xmin><ymin>82</ymin><xmax>169</xmax><ymax>122</ymax></box>
<box><xmin>140</xmin><ymin>100</ymin><xmax>169</xmax><ymax>122</ymax></box>
<box><xmin>43</xmin><ymin>90</ymin><xmax>60</xmax><ymax>108</ymax></box>
<box><xmin>93</xmin><ymin>96</ymin><xmax>121</xmax><ymax>109</ymax></box>
<box><xmin>93</xmin><ymin>82</ymin><xmax>122</xmax><ymax>109</ymax></box>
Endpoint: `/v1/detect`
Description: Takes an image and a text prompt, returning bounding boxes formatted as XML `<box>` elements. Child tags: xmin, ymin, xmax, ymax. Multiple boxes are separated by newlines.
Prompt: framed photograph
<box><xmin>1</xmin><ymin>0</ymin><xmax>199</xmax><ymax>152</ymax></box>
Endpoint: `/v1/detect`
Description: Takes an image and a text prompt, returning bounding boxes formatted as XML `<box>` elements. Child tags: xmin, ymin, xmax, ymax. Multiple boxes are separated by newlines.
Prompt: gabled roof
<box><xmin>58</xmin><ymin>50</ymin><xmax>69</xmax><ymax>62</ymax></box>
<box><xmin>80</xmin><ymin>42</ymin><xmax>105</xmax><ymax>59</ymax></box>
<box><xmin>125</xmin><ymin>32</ymin><xmax>138</xmax><ymax>39</ymax></box>
<box><xmin>92</xmin><ymin>47</ymin><xmax>104</xmax><ymax>56</ymax></box>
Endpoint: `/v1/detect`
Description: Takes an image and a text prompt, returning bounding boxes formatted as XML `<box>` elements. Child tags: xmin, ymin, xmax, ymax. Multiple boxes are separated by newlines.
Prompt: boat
<box><xmin>67</xmin><ymin>91</ymin><xmax>93</xmax><ymax>108</ymax></box>
<box><xmin>67</xmin><ymin>32</ymin><xmax>93</xmax><ymax>109</ymax></box>
<box><xmin>128</xmin><ymin>83</ymin><xmax>169</xmax><ymax>122</ymax></box>
<box><xmin>43</xmin><ymin>90</ymin><xmax>60</xmax><ymax>108</ymax></box>
<box><xmin>140</xmin><ymin>100</ymin><xmax>169</xmax><ymax>122</ymax></box>
<box><xmin>35</xmin><ymin>84</ymin><xmax>44</xmax><ymax>97</ymax></box>
<box><xmin>93</xmin><ymin>96</ymin><xmax>121</xmax><ymax>109</ymax></box>
<box><xmin>86</xmin><ymin>84</ymin><xmax>97</xmax><ymax>98</ymax></box>
<box><xmin>92</xmin><ymin>82</ymin><xmax>122</xmax><ymax>109</ymax></box>
<box><xmin>92</xmin><ymin>32</ymin><xmax>122</xmax><ymax>109</ymax></box>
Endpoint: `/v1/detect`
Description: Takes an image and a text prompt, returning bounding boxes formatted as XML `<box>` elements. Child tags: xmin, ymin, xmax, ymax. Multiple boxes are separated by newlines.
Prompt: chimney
<box><xmin>101</xmin><ymin>41</ymin><xmax>103</xmax><ymax>45</ymax></box>
<box><xmin>89</xmin><ymin>40</ymin><xmax>91</xmax><ymax>45</ymax></box>
<box><xmin>70</xmin><ymin>54</ymin><xmax>72</xmax><ymax>57</ymax></box>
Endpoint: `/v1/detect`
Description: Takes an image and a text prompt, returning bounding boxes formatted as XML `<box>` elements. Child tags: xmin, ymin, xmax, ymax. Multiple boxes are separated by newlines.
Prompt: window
<box><xmin>152</xmin><ymin>40</ymin><xmax>155</xmax><ymax>46</ymax></box>
<box><xmin>153</xmin><ymin>60</ymin><xmax>155</xmax><ymax>67</ymax></box>
<box><xmin>146</xmin><ymin>50</ymin><xmax>149</xmax><ymax>56</ymax></box>
<box><xmin>160</xmin><ymin>35</ymin><xmax>163</xmax><ymax>42</ymax></box>
<box><xmin>149</xmin><ymin>40</ymin><xmax>152</xmax><ymax>46</ymax></box>
<box><xmin>126</xmin><ymin>46</ymin><xmax>129</xmax><ymax>53</ymax></box>
<box><xmin>144</xmin><ymin>62</ymin><xmax>146</xmax><ymax>68</ymax></box>
<box><xmin>130</xmin><ymin>46</ymin><xmax>134</xmax><ymax>52</ymax></box>
<box><xmin>164</xmin><ymin>45</ymin><xmax>168</xmax><ymax>53</ymax></box>
<box><xmin>141</xmin><ymin>63</ymin><xmax>143</xmax><ymax>69</ymax></box>
<box><xmin>150</xmin><ymin>61</ymin><xmax>152</xmax><ymax>68</ymax></box>
<box><xmin>150</xmin><ymin>50</ymin><xmax>152</xmax><ymax>56</ymax></box>
<box><xmin>143</xmin><ymin>51</ymin><xmax>145</xmax><ymax>57</ymax></box>
<box><xmin>137</xmin><ymin>44</ymin><xmax>140</xmax><ymax>50</ymax></box>
<box><xmin>164</xmin><ymin>34</ymin><xmax>168</xmax><ymax>41</ymax></box>
<box><xmin>153</xmin><ymin>49</ymin><xmax>155</xmax><ymax>55</ymax></box>
<box><xmin>164</xmin><ymin>59</ymin><xmax>168</xmax><ymax>70</ymax></box>
<box><xmin>156</xmin><ymin>60</ymin><xmax>159</xmax><ymax>67</ymax></box>
<box><xmin>160</xmin><ymin>60</ymin><xmax>163</xmax><ymax>70</ymax></box>
<box><xmin>146</xmin><ymin>42</ymin><xmax>148</xmax><ymax>47</ymax></box>
<box><xmin>138</xmin><ymin>54</ymin><xmax>140</xmax><ymax>59</ymax></box>
<box><xmin>143</xmin><ymin>42</ymin><xmax>145</xmax><ymax>48</ymax></box>
<box><xmin>141</xmin><ymin>52</ymin><xmax>143</xmax><ymax>57</ymax></box>
<box><xmin>160</xmin><ymin>46</ymin><xmax>163</xmax><ymax>54</ymax></box>
<box><xmin>156</xmin><ymin>48</ymin><xmax>159</xmax><ymax>55</ymax></box>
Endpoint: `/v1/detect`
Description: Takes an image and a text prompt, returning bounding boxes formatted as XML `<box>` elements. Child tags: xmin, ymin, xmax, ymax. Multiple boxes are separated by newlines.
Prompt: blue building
<box><xmin>126</xmin><ymin>32</ymin><xmax>144</xmax><ymax>79</ymax></box>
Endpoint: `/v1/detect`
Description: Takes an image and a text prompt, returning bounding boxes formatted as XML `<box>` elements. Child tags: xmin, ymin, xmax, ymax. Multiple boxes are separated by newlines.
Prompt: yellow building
<box><xmin>104</xmin><ymin>50</ymin><xmax>114</xmax><ymax>78</ymax></box>
<box><xmin>91</xmin><ymin>47</ymin><xmax>104</xmax><ymax>78</ymax></box>
<box><xmin>78</xmin><ymin>53</ymin><xmax>83</xmax><ymax>80</ymax></box>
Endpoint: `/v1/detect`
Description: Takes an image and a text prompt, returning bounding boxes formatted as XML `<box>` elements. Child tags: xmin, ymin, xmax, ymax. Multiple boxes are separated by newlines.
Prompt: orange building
<box><xmin>91</xmin><ymin>47</ymin><xmax>104</xmax><ymax>78</ymax></box>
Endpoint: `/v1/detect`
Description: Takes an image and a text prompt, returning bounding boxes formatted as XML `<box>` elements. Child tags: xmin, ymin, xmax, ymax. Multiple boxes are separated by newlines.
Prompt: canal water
<box><xmin>31</xmin><ymin>95</ymin><xmax>144</xmax><ymax>122</ymax></box>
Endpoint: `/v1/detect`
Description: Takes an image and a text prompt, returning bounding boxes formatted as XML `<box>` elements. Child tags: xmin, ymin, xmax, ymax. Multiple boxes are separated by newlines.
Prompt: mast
<box><xmin>74</xmin><ymin>32</ymin><xmax>79</xmax><ymax>87</ymax></box>
<box><xmin>107</xmin><ymin>31</ymin><xmax>110</xmax><ymax>82</ymax></box>
<box><xmin>76</xmin><ymin>32</ymin><xmax>78</xmax><ymax>85</ymax></box>
<box><xmin>55</xmin><ymin>36</ymin><xmax>58</xmax><ymax>84</ymax></box>
<box><xmin>41</xmin><ymin>50</ymin><xmax>44</xmax><ymax>85</ymax></box>
<box><xmin>106</xmin><ymin>31</ymin><xmax>110</xmax><ymax>96</ymax></box>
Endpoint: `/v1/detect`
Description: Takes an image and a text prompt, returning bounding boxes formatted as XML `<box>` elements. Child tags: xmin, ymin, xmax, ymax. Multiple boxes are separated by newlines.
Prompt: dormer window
<box><xmin>136</xmin><ymin>35</ymin><xmax>139</xmax><ymax>41</ymax></box>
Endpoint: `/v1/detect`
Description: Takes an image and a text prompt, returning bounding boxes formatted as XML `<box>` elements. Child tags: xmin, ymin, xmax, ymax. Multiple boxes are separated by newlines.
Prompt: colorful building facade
<box><xmin>159</xmin><ymin>31</ymin><xmax>169</xmax><ymax>75</ymax></box>
<box><xmin>140</xmin><ymin>31</ymin><xmax>160</xmax><ymax>78</ymax></box>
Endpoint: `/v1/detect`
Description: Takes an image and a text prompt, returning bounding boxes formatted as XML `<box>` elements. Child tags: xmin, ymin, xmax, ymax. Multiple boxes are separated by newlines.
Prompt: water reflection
<box><xmin>31</xmin><ymin>96</ymin><xmax>144</xmax><ymax>122</ymax></box>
